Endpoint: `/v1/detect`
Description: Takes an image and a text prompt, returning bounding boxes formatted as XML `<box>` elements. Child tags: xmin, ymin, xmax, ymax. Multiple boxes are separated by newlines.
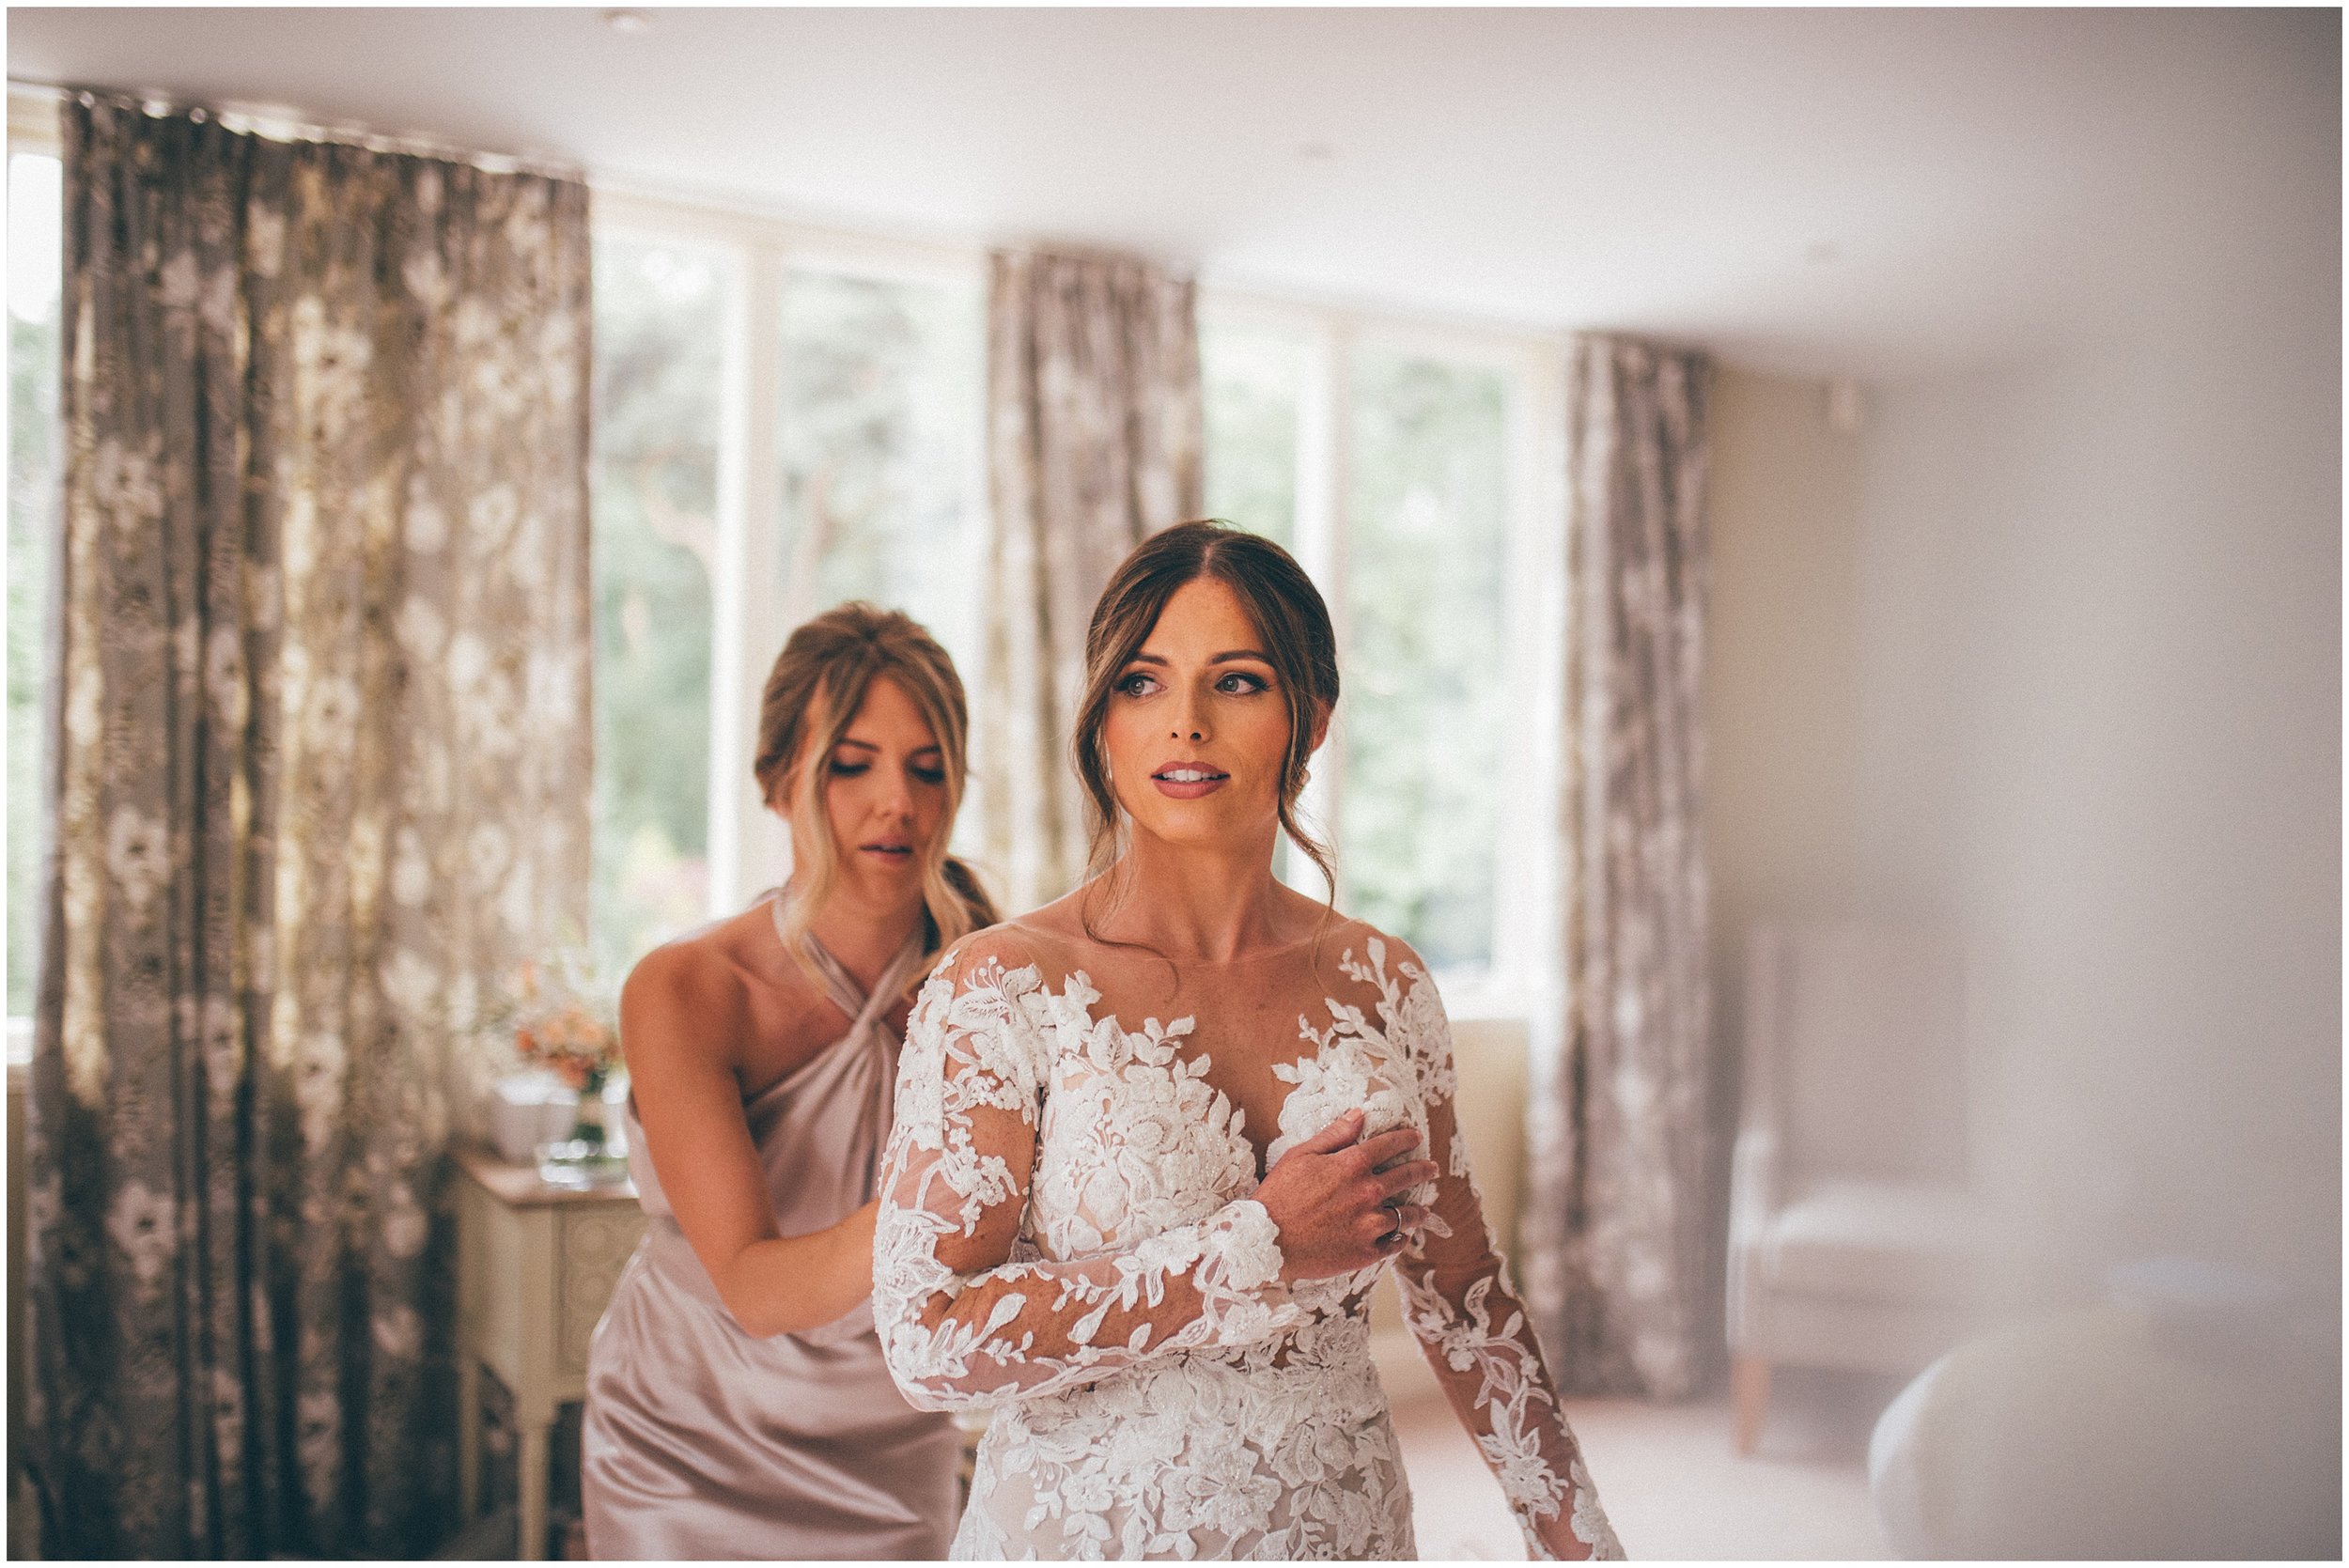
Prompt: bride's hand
<box><xmin>1253</xmin><ymin>1109</ymin><xmax>1441</xmax><ymax>1281</ymax></box>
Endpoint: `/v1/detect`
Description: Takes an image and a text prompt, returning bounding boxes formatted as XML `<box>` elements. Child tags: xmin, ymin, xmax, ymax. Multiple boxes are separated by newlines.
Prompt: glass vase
<box><xmin>537</xmin><ymin>1070</ymin><xmax>630</xmax><ymax>1189</ymax></box>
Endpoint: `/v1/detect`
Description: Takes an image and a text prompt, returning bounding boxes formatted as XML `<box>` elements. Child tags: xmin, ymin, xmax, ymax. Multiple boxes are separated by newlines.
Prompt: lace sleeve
<box><xmin>873</xmin><ymin>946</ymin><xmax>1307</xmax><ymax>1412</ymax></box>
<box><xmin>1387</xmin><ymin>960</ymin><xmax>1626</xmax><ymax>1561</ymax></box>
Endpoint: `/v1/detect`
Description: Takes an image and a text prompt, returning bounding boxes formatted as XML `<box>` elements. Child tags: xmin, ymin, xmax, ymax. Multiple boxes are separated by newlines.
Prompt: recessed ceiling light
<box><xmin>602</xmin><ymin>9</ymin><xmax>651</xmax><ymax>34</ymax></box>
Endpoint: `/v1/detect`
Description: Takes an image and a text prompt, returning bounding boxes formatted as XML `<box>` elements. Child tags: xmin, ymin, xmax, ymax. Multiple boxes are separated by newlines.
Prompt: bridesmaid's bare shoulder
<box><xmin>619</xmin><ymin>902</ymin><xmax>832</xmax><ymax>1075</ymax></box>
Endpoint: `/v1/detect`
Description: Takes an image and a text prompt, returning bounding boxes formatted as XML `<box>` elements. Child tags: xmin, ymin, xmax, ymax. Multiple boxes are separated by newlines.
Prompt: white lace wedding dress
<box><xmin>872</xmin><ymin>931</ymin><xmax>1625</xmax><ymax>1561</ymax></box>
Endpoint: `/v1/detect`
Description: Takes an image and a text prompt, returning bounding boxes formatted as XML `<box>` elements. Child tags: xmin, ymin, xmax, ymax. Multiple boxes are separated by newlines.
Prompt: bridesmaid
<box><xmin>582</xmin><ymin>602</ymin><xmax>998</xmax><ymax>1559</ymax></box>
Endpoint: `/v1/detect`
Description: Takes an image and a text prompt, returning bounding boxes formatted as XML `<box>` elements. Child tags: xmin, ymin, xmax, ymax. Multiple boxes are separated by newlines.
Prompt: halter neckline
<box><xmin>766</xmin><ymin>889</ymin><xmax>926</xmax><ymax>1035</ymax></box>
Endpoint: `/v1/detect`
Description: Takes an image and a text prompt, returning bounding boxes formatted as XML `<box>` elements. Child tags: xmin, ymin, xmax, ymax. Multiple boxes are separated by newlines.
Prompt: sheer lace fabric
<box><xmin>874</xmin><ymin>934</ymin><xmax>1626</xmax><ymax>1560</ymax></box>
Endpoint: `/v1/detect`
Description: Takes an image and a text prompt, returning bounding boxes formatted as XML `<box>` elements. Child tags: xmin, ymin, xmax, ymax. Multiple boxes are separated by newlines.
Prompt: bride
<box><xmin>873</xmin><ymin>520</ymin><xmax>1624</xmax><ymax>1560</ymax></box>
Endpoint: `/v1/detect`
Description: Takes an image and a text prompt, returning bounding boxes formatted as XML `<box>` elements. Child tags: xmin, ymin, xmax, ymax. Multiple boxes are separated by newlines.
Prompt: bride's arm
<box><xmin>1374</xmin><ymin>941</ymin><xmax>1626</xmax><ymax>1561</ymax></box>
<box><xmin>872</xmin><ymin>938</ymin><xmax>1433</xmax><ymax>1411</ymax></box>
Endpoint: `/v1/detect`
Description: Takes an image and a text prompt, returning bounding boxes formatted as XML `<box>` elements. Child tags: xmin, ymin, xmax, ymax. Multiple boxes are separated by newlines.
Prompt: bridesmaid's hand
<box><xmin>1254</xmin><ymin>1110</ymin><xmax>1440</xmax><ymax>1281</ymax></box>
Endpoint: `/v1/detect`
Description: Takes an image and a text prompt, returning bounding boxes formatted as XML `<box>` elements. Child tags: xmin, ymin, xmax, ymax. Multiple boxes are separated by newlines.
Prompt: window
<box><xmin>589</xmin><ymin>236</ymin><xmax>730</xmax><ymax>975</ymax></box>
<box><xmin>1201</xmin><ymin>318</ymin><xmax>1308</xmax><ymax>550</ymax></box>
<box><xmin>775</xmin><ymin>265</ymin><xmax>984</xmax><ymax>695</ymax></box>
<box><xmin>587</xmin><ymin>223</ymin><xmax>1564</xmax><ymax>1007</ymax></box>
<box><xmin>1199</xmin><ymin>303</ymin><xmax>1561</xmax><ymax>1012</ymax></box>
<box><xmin>9</xmin><ymin>148</ymin><xmax>62</xmax><ymax>1029</ymax></box>
<box><xmin>1342</xmin><ymin>346</ymin><xmax>1513</xmax><ymax>973</ymax></box>
<box><xmin>588</xmin><ymin>198</ymin><xmax>987</xmax><ymax>969</ymax></box>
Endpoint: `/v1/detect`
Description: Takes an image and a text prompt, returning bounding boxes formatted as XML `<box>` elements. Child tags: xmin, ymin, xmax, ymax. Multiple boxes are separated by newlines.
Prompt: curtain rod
<box><xmin>7</xmin><ymin>78</ymin><xmax>586</xmax><ymax>185</ymax></box>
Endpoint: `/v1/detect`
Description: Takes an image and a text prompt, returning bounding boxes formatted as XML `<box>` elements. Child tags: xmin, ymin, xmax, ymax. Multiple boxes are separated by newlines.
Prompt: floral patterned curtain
<box><xmin>26</xmin><ymin>94</ymin><xmax>592</xmax><ymax>1557</ymax></box>
<box><xmin>1519</xmin><ymin>335</ymin><xmax>1719</xmax><ymax>1400</ymax></box>
<box><xmin>976</xmin><ymin>248</ymin><xmax>1203</xmax><ymax>910</ymax></box>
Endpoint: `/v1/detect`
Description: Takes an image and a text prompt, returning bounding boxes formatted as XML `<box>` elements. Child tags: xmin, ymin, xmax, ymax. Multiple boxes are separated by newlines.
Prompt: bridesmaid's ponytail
<box><xmin>938</xmin><ymin>855</ymin><xmax>1002</xmax><ymax>942</ymax></box>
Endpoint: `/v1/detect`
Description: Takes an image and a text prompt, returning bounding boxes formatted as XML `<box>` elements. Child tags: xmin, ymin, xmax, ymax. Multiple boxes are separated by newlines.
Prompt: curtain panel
<box><xmin>1519</xmin><ymin>335</ymin><xmax>1719</xmax><ymax>1400</ymax></box>
<box><xmin>26</xmin><ymin>95</ymin><xmax>592</xmax><ymax>1557</ymax></box>
<box><xmin>976</xmin><ymin>248</ymin><xmax>1203</xmax><ymax>911</ymax></box>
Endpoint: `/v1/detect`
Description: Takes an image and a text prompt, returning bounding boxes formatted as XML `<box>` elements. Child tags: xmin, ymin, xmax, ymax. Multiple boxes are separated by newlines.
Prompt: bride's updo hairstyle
<box><xmin>1072</xmin><ymin>520</ymin><xmax>1341</xmax><ymax>901</ymax></box>
<box><xmin>754</xmin><ymin>602</ymin><xmax>1000</xmax><ymax>987</ymax></box>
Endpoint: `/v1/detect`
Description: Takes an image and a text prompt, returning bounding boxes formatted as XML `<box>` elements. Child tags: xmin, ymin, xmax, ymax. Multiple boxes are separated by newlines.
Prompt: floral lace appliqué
<box><xmin>873</xmin><ymin>939</ymin><xmax>1626</xmax><ymax>1560</ymax></box>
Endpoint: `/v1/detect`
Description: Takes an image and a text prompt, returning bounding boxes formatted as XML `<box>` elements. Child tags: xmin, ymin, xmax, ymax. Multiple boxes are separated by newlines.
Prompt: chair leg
<box><xmin>1733</xmin><ymin>1355</ymin><xmax>1771</xmax><ymax>1455</ymax></box>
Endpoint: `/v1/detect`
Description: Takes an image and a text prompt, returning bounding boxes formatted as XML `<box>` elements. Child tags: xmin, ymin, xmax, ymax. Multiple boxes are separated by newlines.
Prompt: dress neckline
<box><xmin>987</xmin><ymin>940</ymin><xmax>1429</xmax><ymax>1186</ymax></box>
<box><xmin>740</xmin><ymin>895</ymin><xmax>926</xmax><ymax>1106</ymax></box>
<box><xmin>766</xmin><ymin>888</ymin><xmax>929</xmax><ymax>1012</ymax></box>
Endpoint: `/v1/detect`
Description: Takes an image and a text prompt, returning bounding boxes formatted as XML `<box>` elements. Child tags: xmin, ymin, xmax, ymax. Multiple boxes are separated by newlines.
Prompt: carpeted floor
<box><xmin>1386</xmin><ymin>1349</ymin><xmax>1901</xmax><ymax>1560</ymax></box>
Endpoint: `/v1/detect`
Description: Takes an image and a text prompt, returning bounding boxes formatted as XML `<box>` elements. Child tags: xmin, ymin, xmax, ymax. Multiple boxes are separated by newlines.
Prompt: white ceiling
<box><xmin>8</xmin><ymin>6</ymin><xmax>2337</xmax><ymax>379</ymax></box>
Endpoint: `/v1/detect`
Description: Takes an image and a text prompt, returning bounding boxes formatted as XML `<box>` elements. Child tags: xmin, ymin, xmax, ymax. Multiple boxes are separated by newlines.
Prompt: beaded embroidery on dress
<box><xmin>873</xmin><ymin>933</ymin><xmax>1626</xmax><ymax>1561</ymax></box>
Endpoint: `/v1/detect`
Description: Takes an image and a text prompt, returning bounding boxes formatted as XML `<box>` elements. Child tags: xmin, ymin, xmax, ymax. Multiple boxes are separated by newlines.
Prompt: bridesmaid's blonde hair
<box><xmin>754</xmin><ymin>603</ymin><xmax>999</xmax><ymax>992</ymax></box>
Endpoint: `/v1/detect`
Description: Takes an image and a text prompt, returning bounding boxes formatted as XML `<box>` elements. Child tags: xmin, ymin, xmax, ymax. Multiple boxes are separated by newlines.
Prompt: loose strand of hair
<box><xmin>772</xmin><ymin>667</ymin><xmax>865</xmax><ymax>992</ymax></box>
<box><xmin>1281</xmin><ymin>791</ymin><xmax>1342</xmax><ymax>990</ymax></box>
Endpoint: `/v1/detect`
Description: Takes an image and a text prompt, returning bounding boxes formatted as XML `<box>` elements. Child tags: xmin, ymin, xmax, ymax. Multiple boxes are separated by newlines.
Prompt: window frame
<box><xmin>8</xmin><ymin>85</ymin><xmax>61</xmax><ymax>152</ymax></box>
<box><xmin>7</xmin><ymin>91</ymin><xmax>63</xmax><ymax>1061</ymax></box>
<box><xmin>590</xmin><ymin>186</ymin><xmax>988</xmax><ymax>919</ymax></box>
<box><xmin>1196</xmin><ymin>287</ymin><xmax>1570</xmax><ymax>1020</ymax></box>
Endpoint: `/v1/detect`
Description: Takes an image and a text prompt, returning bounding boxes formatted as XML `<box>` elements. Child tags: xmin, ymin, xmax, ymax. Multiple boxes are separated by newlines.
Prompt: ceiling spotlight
<box><xmin>602</xmin><ymin>9</ymin><xmax>651</xmax><ymax>33</ymax></box>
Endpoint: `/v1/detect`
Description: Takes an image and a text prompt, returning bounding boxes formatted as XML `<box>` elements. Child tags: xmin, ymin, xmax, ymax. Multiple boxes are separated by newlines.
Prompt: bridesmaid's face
<box><xmin>1103</xmin><ymin>575</ymin><xmax>1310</xmax><ymax>854</ymax></box>
<box><xmin>786</xmin><ymin>675</ymin><xmax>948</xmax><ymax>893</ymax></box>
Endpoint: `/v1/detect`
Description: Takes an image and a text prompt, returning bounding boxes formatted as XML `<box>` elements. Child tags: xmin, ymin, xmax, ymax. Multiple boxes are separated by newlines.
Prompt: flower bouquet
<box><xmin>501</xmin><ymin>952</ymin><xmax>629</xmax><ymax>1188</ymax></box>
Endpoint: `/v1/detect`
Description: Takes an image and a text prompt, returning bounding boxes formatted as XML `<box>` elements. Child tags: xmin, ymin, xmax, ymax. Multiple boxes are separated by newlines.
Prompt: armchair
<box><xmin>1727</xmin><ymin>922</ymin><xmax>1992</xmax><ymax>1453</ymax></box>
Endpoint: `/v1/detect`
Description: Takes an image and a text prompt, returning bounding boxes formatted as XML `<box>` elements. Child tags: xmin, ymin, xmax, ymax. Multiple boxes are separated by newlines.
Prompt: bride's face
<box><xmin>779</xmin><ymin>675</ymin><xmax>947</xmax><ymax>896</ymax></box>
<box><xmin>1103</xmin><ymin>575</ymin><xmax>1304</xmax><ymax>854</ymax></box>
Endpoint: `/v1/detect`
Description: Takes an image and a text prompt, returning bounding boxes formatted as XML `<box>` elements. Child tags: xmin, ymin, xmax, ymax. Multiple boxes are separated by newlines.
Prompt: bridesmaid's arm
<box><xmin>621</xmin><ymin>944</ymin><xmax>877</xmax><ymax>1338</ymax></box>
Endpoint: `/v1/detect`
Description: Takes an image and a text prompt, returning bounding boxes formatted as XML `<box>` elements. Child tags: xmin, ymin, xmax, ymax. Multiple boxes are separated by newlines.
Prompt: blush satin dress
<box><xmin>582</xmin><ymin>909</ymin><xmax>961</xmax><ymax>1560</ymax></box>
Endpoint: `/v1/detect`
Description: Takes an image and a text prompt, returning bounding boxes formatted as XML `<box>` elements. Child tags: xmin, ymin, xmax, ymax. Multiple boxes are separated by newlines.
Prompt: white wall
<box><xmin>1817</xmin><ymin>149</ymin><xmax>2341</xmax><ymax>1554</ymax></box>
<box><xmin>1707</xmin><ymin>11</ymin><xmax>2337</xmax><ymax>1314</ymax></box>
<box><xmin>1702</xmin><ymin>366</ymin><xmax>1870</xmax><ymax>1360</ymax></box>
<box><xmin>1703</xmin><ymin>364</ymin><xmax>1870</xmax><ymax>1126</ymax></box>
<box><xmin>1848</xmin><ymin>316</ymin><xmax>2339</xmax><ymax>1305</ymax></box>
<box><xmin>1706</xmin><ymin>370</ymin><xmax>1867</xmax><ymax>944</ymax></box>
<box><xmin>1703</xmin><ymin>42</ymin><xmax>2336</xmax><ymax>1545</ymax></box>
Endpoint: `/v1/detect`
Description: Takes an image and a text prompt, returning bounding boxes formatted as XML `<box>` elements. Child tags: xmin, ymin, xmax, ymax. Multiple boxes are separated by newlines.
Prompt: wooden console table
<box><xmin>452</xmin><ymin>1147</ymin><xmax>646</xmax><ymax>1560</ymax></box>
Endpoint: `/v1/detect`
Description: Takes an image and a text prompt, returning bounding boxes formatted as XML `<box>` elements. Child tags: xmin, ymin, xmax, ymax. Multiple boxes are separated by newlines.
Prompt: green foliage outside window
<box><xmin>777</xmin><ymin>269</ymin><xmax>982</xmax><ymax>688</ymax></box>
<box><xmin>8</xmin><ymin>300</ymin><xmax>56</xmax><ymax>1018</ymax></box>
<box><xmin>1203</xmin><ymin>320</ymin><xmax>1305</xmax><ymax>549</ymax></box>
<box><xmin>9</xmin><ymin>152</ymin><xmax>61</xmax><ymax>1021</ymax></box>
<box><xmin>590</xmin><ymin>239</ymin><xmax>724</xmax><ymax>976</ymax></box>
<box><xmin>1340</xmin><ymin>347</ymin><xmax>1508</xmax><ymax>974</ymax></box>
